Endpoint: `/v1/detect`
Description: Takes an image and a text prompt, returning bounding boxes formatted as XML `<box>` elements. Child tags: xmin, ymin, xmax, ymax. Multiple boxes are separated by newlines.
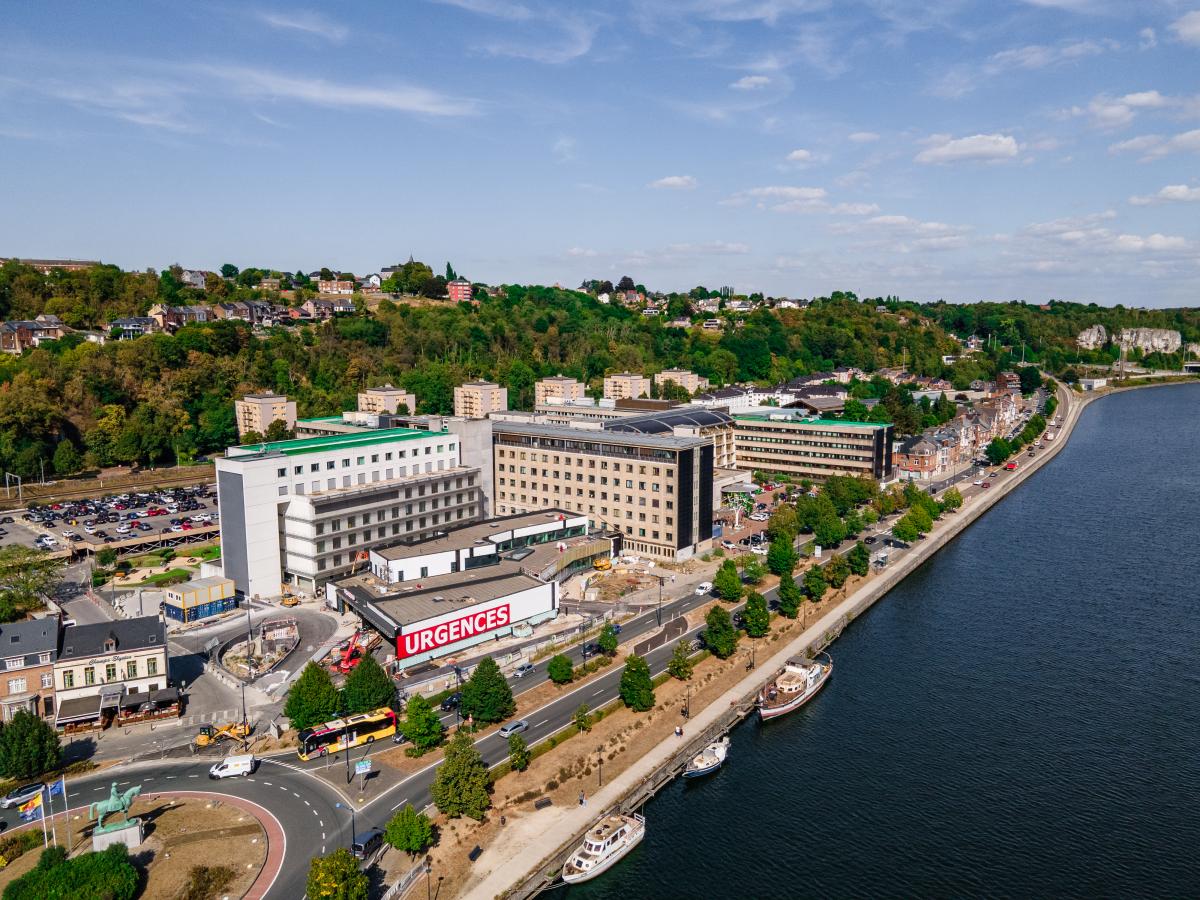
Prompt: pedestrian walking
<box><xmin>579</xmin><ymin>791</ymin><xmax>586</xmax><ymax>807</ymax></box>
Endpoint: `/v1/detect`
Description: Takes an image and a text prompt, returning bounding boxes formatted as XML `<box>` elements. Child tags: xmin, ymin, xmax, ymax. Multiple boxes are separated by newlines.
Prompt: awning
<box><xmin>55</xmin><ymin>695</ymin><xmax>102</xmax><ymax>725</ymax></box>
<box><xmin>99</xmin><ymin>684</ymin><xmax>125</xmax><ymax>708</ymax></box>
<box><xmin>119</xmin><ymin>687</ymin><xmax>180</xmax><ymax>709</ymax></box>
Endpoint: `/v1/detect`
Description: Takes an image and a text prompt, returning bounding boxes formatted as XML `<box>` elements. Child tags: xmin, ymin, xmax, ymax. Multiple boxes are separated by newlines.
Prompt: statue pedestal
<box><xmin>92</xmin><ymin>819</ymin><xmax>144</xmax><ymax>852</ymax></box>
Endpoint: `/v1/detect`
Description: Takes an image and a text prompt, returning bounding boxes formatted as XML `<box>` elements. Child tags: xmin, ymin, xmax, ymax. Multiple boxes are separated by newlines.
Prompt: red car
<box><xmin>981</xmin><ymin>481</ymin><xmax>992</xmax><ymax>489</ymax></box>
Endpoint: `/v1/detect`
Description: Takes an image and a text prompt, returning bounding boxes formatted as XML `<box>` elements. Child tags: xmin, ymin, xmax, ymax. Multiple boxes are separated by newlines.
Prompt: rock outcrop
<box><xmin>1117</xmin><ymin>328</ymin><xmax>1181</xmax><ymax>354</ymax></box>
<box><xmin>1076</xmin><ymin>324</ymin><xmax>1107</xmax><ymax>350</ymax></box>
<box><xmin>1187</xmin><ymin>342</ymin><xmax>1200</xmax><ymax>359</ymax></box>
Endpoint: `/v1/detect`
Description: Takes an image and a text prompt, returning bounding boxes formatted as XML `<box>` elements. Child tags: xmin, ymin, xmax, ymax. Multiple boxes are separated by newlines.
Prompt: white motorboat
<box><xmin>561</xmin><ymin>813</ymin><xmax>646</xmax><ymax>884</ymax></box>
<box><xmin>683</xmin><ymin>736</ymin><xmax>729</xmax><ymax>778</ymax></box>
<box><xmin>758</xmin><ymin>655</ymin><xmax>832</xmax><ymax>721</ymax></box>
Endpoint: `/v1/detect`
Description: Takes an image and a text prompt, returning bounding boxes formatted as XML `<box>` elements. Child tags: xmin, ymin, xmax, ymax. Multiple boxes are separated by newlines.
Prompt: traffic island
<box><xmin>0</xmin><ymin>794</ymin><xmax>269</xmax><ymax>899</ymax></box>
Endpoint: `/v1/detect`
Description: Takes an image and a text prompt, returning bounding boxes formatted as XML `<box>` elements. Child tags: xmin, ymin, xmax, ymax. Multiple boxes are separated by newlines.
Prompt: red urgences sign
<box><xmin>396</xmin><ymin>603</ymin><xmax>511</xmax><ymax>659</ymax></box>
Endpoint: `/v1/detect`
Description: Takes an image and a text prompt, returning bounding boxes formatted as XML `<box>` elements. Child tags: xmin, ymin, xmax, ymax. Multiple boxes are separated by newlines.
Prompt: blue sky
<box><xmin>2</xmin><ymin>1</ymin><xmax>1199</xmax><ymax>306</ymax></box>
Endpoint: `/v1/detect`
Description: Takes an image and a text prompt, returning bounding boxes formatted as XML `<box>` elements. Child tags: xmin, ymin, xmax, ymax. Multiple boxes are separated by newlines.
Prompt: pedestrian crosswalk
<box><xmin>179</xmin><ymin>707</ymin><xmax>239</xmax><ymax>727</ymax></box>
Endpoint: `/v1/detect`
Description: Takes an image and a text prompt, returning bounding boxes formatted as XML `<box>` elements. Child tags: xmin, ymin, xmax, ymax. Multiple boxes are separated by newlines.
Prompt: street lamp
<box><xmin>596</xmin><ymin>745</ymin><xmax>604</xmax><ymax>787</ymax></box>
<box><xmin>683</xmin><ymin>684</ymin><xmax>691</xmax><ymax>719</ymax></box>
<box><xmin>334</xmin><ymin>801</ymin><xmax>356</xmax><ymax>849</ymax></box>
<box><xmin>656</xmin><ymin>576</ymin><xmax>664</xmax><ymax>628</ymax></box>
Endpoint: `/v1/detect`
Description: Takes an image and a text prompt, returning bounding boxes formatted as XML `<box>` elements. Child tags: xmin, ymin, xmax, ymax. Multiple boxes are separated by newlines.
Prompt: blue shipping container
<box><xmin>163</xmin><ymin>596</ymin><xmax>240</xmax><ymax>623</ymax></box>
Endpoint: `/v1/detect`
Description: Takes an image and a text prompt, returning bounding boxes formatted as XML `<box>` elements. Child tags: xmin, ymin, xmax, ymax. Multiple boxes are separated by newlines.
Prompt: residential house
<box><xmin>0</xmin><ymin>619</ymin><xmax>58</xmax><ymax>721</ymax></box>
<box><xmin>447</xmin><ymin>277</ymin><xmax>473</xmax><ymax>303</ymax></box>
<box><xmin>702</xmin><ymin>319</ymin><xmax>723</xmax><ymax>331</ymax></box>
<box><xmin>603</xmin><ymin>372</ymin><xmax>651</xmax><ymax>400</ymax></box>
<box><xmin>106</xmin><ymin>317</ymin><xmax>158</xmax><ymax>339</ymax></box>
<box><xmin>317</xmin><ymin>279</ymin><xmax>355</xmax><ymax>295</ymax></box>
<box><xmin>654</xmin><ymin>369</ymin><xmax>709</xmax><ymax>395</ymax></box>
<box><xmin>53</xmin><ymin>615</ymin><xmax>177</xmax><ymax>731</ymax></box>
<box><xmin>148</xmin><ymin>303</ymin><xmax>212</xmax><ymax>330</ymax></box>
<box><xmin>0</xmin><ymin>258</ymin><xmax>99</xmax><ymax>274</ymax></box>
<box><xmin>0</xmin><ymin>314</ymin><xmax>71</xmax><ymax>353</ymax></box>
<box><xmin>179</xmin><ymin>269</ymin><xmax>210</xmax><ymax>290</ymax></box>
<box><xmin>998</xmin><ymin>371</ymin><xmax>1022</xmax><ymax>394</ymax></box>
<box><xmin>301</xmin><ymin>298</ymin><xmax>336</xmax><ymax>320</ymax></box>
<box><xmin>259</xmin><ymin>277</ymin><xmax>282</xmax><ymax>292</ymax></box>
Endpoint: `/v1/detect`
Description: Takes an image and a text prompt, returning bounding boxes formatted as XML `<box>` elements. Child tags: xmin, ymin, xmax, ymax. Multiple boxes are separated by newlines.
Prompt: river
<box><xmin>565</xmin><ymin>383</ymin><xmax>1200</xmax><ymax>899</ymax></box>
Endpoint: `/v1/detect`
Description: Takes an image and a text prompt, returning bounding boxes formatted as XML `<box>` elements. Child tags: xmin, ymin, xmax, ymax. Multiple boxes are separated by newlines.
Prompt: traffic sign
<box><xmin>355</xmin><ymin>759</ymin><xmax>372</xmax><ymax>775</ymax></box>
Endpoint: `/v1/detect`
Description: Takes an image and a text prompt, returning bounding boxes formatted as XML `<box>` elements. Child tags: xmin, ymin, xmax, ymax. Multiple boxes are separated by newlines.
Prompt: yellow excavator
<box><xmin>194</xmin><ymin>721</ymin><xmax>253</xmax><ymax>750</ymax></box>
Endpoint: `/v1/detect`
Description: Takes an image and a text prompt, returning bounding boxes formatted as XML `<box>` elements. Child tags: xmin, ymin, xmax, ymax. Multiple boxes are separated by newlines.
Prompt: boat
<box><xmin>758</xmin><ymin>655</ymin><xmax>832</xmax><ymax>722</ymax></box>
<box><xmin>683</xmin><ymin>737</ymin><xmax>730</xmax><ymax>779</ymax></box>
<box><xmin>561</xmin><ymin>813</ymin><xmax>646</xmax><ymax>884</ymax></box>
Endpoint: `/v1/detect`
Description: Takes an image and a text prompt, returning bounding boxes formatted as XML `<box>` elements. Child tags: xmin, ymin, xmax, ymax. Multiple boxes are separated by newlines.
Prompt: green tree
<box><xmin>891</xmin><ymin>517</ymin><xmax>919</xmax><ymax>543</ymax></box>
<box><xmin>460</xmin><ymin>657</ymin><xmax>515</xmax><ymax>725</ymax></box>
<box><xmin>597</xmin><ymin>623</ymin><xmax>619</xmax><ymax>656</ymax></box>
<box><xmin>263</xmin><ymin>418</ymin><xmax>294</xmax><ymax>441</ymax></box>
<box><xmin>766</xmin><ymin>538</ymin><xmax>797</xmax><ymax>576</ymax></box>
<box><xmin>340</xmin><ymin>653</ymin><xmax>396</xmax><ymax>715</ymax></box>
<box><xmin>431</xmin><ymin>728</ymin><xmax>491</xmax><ymax>820</ymax></box>
<box><xmin>96</xmin><ymin>547</ymin><xmax>118</xmax><ymax>568</ymax></box>
<box><xmin>618</xmin><ymin>654</ymin><xmax>655</xmax><ymax>712</ymax></box>
<box><xmin>803</xmin><ymin>566</ymin><xmax>827</xmax><ymax>602</ymax></box>
<box><xmin>1017</xmin><ymin>365</ymin><xmax>1042</xmax><ymax>394</ymax></box>
<box><xmin>220</xmin><ymin>263</ymin><xmax>239</xmax><ymax>279</ymax></box>
<box><xmin>573</xmin><ymin>703</ymin><xmax>592</xmax><ymax>733</ymax></box>
<box><xmin>547</xmin><ymin>654</ymin><xmax>574</xmax><ymax>684</ymax></box>
<box><xmin>384</xmin><ymin>804</ymin><xmax>434</xmax><ymax>856</ymax></box>
<box><xmin>741</xmin><ymin>557</ymin><xmax>766</xmax><ymax>584</ymax></box>
<box><xmin>284</xmin><ymin>662</ymin><xmax>340</xmax><ymax>732</ymax></box>
<box><xmin>5</xmin><ymin>844</ymin><xmax>139</xmax><ymax>900</ymax></box>
<box><xmin>777</xmin><ymin>570</ymin><xmax>802</xmax><ymax>618</ymax></box>
<box><xmin>52</xmin><ymin>440</ymin><xmax>83</xmax><ymax>476</ymax></box>
<box><xmin>306</xmin><ymin>848</ymin><xmax>368</xmax><ymax>900</ymax></box>
<box><xmin>403</xmin><ymin>694</ymin><xmax>445</xmax><ymax>753</ymax></box>
<box><xmin>825</xmin><ymin>553</ymin><xmax>850</xmax><ymax>589</ymax></box>
<box><xmin>843</xmin><ymin>509</ymin><xmax>863</xmax><ymax>537</ymax></box>
<box><xmin>848</xmin><ymin>541</ymin><xmax>871</xmax><ymax>577</ymax></box>
<box><xmin>985</xmin><ymin>437</ymin><xmax>1012</xmax><ymax>465</ymax></box>
<box><xmin>713</xmin><ymin>559</ymin><xmax>743</xmax><ymax>601</ymax></box>
<box><xmin>703</xmin><ymin>605</ymin><xmax>739</xmax><ymax>659</ymax></box>
<box><xmin>743</xmin><ymin>591</ymin><xmax>770</xmax><ymax>638</ymax></box>
<box><xmin>508</xmin><ymin>732</ymin><xmax>531</xmax><ymax>771</ymax></box>
<box><xmin>0</xmin><ymin>546</ymin><xmax>65</xmax><ymax>622</ymax></box>
<box><xmin>941</xmin><ymin>486</ymin><xmax>963</xmax><ymax>511</ymax></box>
<box><xmin>0</xmin><ymin>709</ymin><xmax>61</xmax><ymax>779</ymax></box>
<box><xmin>666</xmin><ymin>640</ymin><xmax>694</xmax><ymax>680</ymax></box>
<box><xmin>813</xmin><ymin>514</ymin><xmax>846</xmax><ymax>549</ymax></box>
<box><xmin>765</xmin><ymin>504</ymin><xmax>798</xmax><ymax>544</ymax></box>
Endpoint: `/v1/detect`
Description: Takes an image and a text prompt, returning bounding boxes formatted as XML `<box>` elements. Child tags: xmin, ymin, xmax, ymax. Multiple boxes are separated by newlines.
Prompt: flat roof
<box><xmin>493</xmin><ymin>420</ymin><xmax>707</xmax><ymax>450</ymax></box>
<box><xmin>170</xmin><ymin>575</ymin><xmax>233</xmax><ymax>592</ymax></box>
<box><xmin>734</xmin><ymin>413</ymin><xmax>886</xmax><ymax>429</ymax></box>
<box><xmin>228</xmin><ymin>426</ymin><xmax>440</xmax><ymax>458</ymax></box>
<box><xmin>374</xmin><ymin>509</ymin><xmax>580</xmax><ymax>561</ymax></box>
<box><xmin>338</xmin><ymin>565</ymin><xmax>545</xmax><ymax>627</ymax></box>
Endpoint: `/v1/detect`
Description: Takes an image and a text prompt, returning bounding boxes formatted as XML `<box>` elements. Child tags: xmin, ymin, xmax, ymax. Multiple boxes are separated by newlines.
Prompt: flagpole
<box><xmin>39</xmin><ymin>790</ymin><xmax>48</xmax><ymax>848</ymax></box>
<box><xmin>63</xmin><ymin>775</ymin><xmax>71</xmax><ymax>852</ymax></box>
<box><xmin>49</xmin><ymin>782</ymin><xmax>58</xmax><ymax>848</ymax></box>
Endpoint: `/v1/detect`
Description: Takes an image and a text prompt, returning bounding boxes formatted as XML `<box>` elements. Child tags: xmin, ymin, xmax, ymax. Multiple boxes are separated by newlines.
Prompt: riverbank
<box><xmin>463</xmin><ymin>383</ymin><xmax>1095</xmax><ymax>899</ymax></box>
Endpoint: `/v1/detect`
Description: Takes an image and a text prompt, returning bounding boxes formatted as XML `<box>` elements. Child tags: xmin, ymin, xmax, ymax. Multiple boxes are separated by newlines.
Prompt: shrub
<box><xmin>182</xmin><ymin>864</ymin><xmax>236</xmax><ymax>900</ymax></box>
<box><xmin>547</xmin><ymin>654</ymin><xmax>574</xmax><ymax>685</ymax></box>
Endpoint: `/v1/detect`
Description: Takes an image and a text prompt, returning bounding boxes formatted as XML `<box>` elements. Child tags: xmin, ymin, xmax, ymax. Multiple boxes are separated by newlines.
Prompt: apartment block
<box><xmin>216</xmin><ymin>428</ymin><xmax>483</xmax><ymax>598</ymax></box>
<box><xmin>492</xmin><ymin>421</ymin><xmax>713</xmax><ymax>561</ymax></box>
<box><xmin>733</xmin><ymin>412</ymin><xmax>893</xmax><ymax>481</ymax></box>
<box><xmin>653</xmin><ymin>369</ymin><xmax>709</xmax><ymax>395</ymax></box>
<box><xmin>534</xmin><ymin>375</ymin><xmax>584</xmax><ymax>406</ymax></box>
<box><xmin>603</xmin><ymin>372</ymin><xmax>651</xmax><ymax>400</ymax></box>
<box><xmin>235</xmin><ymin>392</ymin><xmax>297</xmax><ymax>438</ymax></box>
<box><xmin>454</xmin><ymin>381</ymin><xmax>508</xmax><ymax>418</ymax></box>
<box><xmin>358</xmin><ymin>384</ymin><xmax>416</xmax><ymax>416</ymax></box>
<box><xmin>605</xmin><ymin>408</ymin><xmax>736</xmax><ymax>469</ymax></box>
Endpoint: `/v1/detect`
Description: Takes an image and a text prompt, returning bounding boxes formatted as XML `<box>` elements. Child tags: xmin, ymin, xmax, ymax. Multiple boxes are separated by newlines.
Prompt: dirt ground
<box><xmin>0</xmin><ymin>797</ymin><xmax>265</xmax><ymax>899</ymax></box>
<box><xmin>394</xmin><ymin>576</ymin><xmax>865</xmax><ymax>900</ymax></box>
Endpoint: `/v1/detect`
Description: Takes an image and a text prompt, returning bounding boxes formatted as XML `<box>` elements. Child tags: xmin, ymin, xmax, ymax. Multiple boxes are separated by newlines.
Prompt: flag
<box><xmin>18</xmin><ymin>793</ymin><xmax>42</xmax><ymax>821</ymax></box>
<box><xmin>48</xmin><ymin>778</ymin><xmax>64</xmax><ymax>798</ymax></box>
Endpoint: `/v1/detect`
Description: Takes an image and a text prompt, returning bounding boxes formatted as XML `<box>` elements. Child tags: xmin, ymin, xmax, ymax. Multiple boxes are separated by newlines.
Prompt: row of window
<box><xmin>500</xmin><ymin>466</ymin><xmax>671</xmax><ymax>493</ymax></box>
<box><xmin>6</xmin><ymin>673</ymin><xmax>52</xmax><ymax>693</ymax></box>
<box><xmin>3</xmin><ymin>652</ymin><xmax>52</xmax><ymax>671</ymax></box>
<box><xmin>275</xmin><ymin>444</ymin><xmax>454</xmax><ymax>479</ymax></box>
<box><xmin>310</xmin><ymin>505</ymin><xmax>480</xmax><ymax>570</ymax></box>
<box><xmin>495</xmin><ymin>439</ymin><xmax>677</xmax><ymax>464</ymax></box>
<box><xmin>497</xmin><ymin>448</ymin><xmax>670</xmax><ymax>476</ymax></box>
<box><xmin>280</xmin><ymin>460</ymin><xmax>450</xmax><ymax>496</ymax></box>
<box><xmin>496</xmin><ymin>479</ymin><xmax>673</xmax><ymax>510</ymax></box>
<box><xmin>60</xmin><ymin>656</ymin><xmax>159</xmax><ymax>689</ymax></box>
<box><xmin>495</xmin><ymin>493</ymin><xmax>674</xmax><ymax>539</ymax></box>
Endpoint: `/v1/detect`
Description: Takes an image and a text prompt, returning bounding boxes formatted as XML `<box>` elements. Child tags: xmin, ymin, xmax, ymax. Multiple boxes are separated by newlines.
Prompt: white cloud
<box><xmin>1170</xmin><ymin>10</ymin><xmax>1200</xmax><ymax>46</ymax></box>
<box><xmin>830</xmin><ymin>202</ymin><xmax>880</xmax><ymax>215</ymax></box>
<box><xmin>915</xmin><ymin>133</ymin><xmax>1019</xmax><ymax>164</ymax></box>
<box><xmin>1069</xmin><ymin>90</ymin><xmax>1170</xmax><ymax>128</ymax></box>
<box><xmin>256</xmin><ymin>9</ymin><xmax>349</xmax><ymax>43</ymax></box>
<box><xmin>726</xmin><ymin>184</ymin><xmax>828</xmax><ymax>212</ymax></box>
<box><xmin>1112</xmin><ymin>233</ymin><xmax>1190</xmax><ymax>252</ymax></box>
<box><xmin>848</xmin><ymin>131</ymin><xmax>879</xmax><ymax>143</ymax></box>
<box><xmin>785</xmin><ymin>148</ymin><xmax>813</xmax><ymax>162</ymax></box>
<box><xmin>1110</xmin><ymin>128</ymin><xmax>1200</xmax><ymax>160</ymax></box>
<box><xmin>1023</xmin><ymin>212</ymin><xmax>1191</xmax><ymax>256</ymax></box>
<box><xmin>988</xmin><ymin>38</ymin><xmax>1112</xmax><ymax>72</ymax></box>
<box><xmin>730</xmin><ymin>75</ymin><xmax>771</xmax><ymax>90</ymax></box>
<box><xmin>648</xmin><ymin>175</ymin><xmax>698</xmax><ymax>190</ymax></box>
<box><xmin>1129</xmin><ymin>184</ymin><xmax>1200</xmax><ymax>205</ymax></box>
<box><xmin>552</xmin><ymin>135</ymin><xmax>576</xmax><ymax>162</ymax></box>
<box><xmin>566</xmin><ymin>246</ymin><xmax>597</xmax><ymax>257</ymax></box>
<box><xmin>432</xmin><ymin>0</ymin><xmax>533</xmax><ymax>20</ymax></box>
<box><xmin>199</xmin><ymin>64</ymin><xmax>480</xmax><ymax>116</ymax></box>
<box><xmin>1139</xmin><ymin>27</ymin><xmax>1157</xmax><ymax>50</ymax></box>
<box><xmin>433</xmin><ymin>1</ymin><xmax>598</xmax><ymax>63</ymax></box>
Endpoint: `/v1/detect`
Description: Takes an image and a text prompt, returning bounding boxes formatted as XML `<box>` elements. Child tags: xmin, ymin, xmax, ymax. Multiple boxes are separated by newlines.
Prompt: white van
<box><xmin>209</xmin><ymin>754</ymin><xmax>256</xmax><ymax>779</ymax></box>
<box><xmin>695</xmin><ymin>582</ymin><xmax>713</xmax><ymax>596</ymax></box>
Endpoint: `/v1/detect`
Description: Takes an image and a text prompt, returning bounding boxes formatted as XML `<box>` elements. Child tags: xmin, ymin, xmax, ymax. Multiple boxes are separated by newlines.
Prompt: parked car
<box><xmin>720</xmin><ymin>540</ymin><xmax>737</xmax><ymax>550</ymax></box>
<box><xmin>351</xmin><ymin>828</ymin><xmax>385</xmax><ymax>861</ymax></box>
<box><xmin>750</xmin><ymin>544</ymin><xmax>768</xmax><ymax>556</ymax></box>
<box><xmin>498</xmin><ymin>720</ymin><xmax>529</xmax><ymax>738</ymax></box>
<box><xmin>513</xmin><ymin>662</ymin><xmax>535</xmax><ymax>678</ymax></box>
<box><xmin>695</xmin><ymin>581</ymin><xmax>713</xmax><ymax>596</ymax></box>
<box><xmin>864</xmin><ymin>536</ymin><xmax>877</xmax><ymax>544</ymax></box>
<box><xmin>0</xmin><ymin>783</ymin><xmax>44</xmax><ymax>809</ymax></box>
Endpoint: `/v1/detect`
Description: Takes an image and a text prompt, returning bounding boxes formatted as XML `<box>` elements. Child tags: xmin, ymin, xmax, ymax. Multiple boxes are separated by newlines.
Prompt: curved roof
<box><xmin>605</xmin><ymin>408</ymin><xmax>733</xmax><ymax>435</ymax></box>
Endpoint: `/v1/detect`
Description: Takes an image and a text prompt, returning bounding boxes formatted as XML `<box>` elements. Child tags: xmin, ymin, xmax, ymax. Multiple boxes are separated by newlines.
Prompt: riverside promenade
<box><xmin>464</xmin><ymin>383</ymin><xmax>1091</xmax><ymax>900</ymax></box>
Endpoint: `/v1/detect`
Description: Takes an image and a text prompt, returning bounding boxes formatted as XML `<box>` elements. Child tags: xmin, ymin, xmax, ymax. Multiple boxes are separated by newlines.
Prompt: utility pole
<box><xmin>656</xmin><ymin>576</ymin><xmax>664</xmax><ymax>627</ymax></box>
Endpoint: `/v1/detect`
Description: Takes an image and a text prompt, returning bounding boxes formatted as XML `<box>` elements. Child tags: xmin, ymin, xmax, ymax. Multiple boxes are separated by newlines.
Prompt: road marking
<box><xmin>262</xmin><ymin>781</ymin><xmax>272</xmax><ymax>786</ymax></box>
<box><xmin>321</xmin><ymin>832</ymin><xmax>326</xmax><ymax>840</ymax></box>
<box><xmin>390</xmin><ymin>797</ymin><xmax>410</xmax><ymax>811</ymax></box>
<box><xmin>593</xmin><ymin>688</ymin><xmax>605</xmax><ymax>696</ymax></box>
<box><xmin>304</xmin><ymin>800</ymin><xmax>311</xmax><ymax>807</ymax></box>
<box><xmin>187</xmin><ymin>774</ymin><xmax>198</xmax><ymax>778</ymax></box>
<box><xmin>292</xmin><ymin>791</ymin><xmax>300</xmax><ymax>797</ymax></box>
<box><xmin>165</xmin><ymin>775</ymin><xmax>175</xmax><ymax>780</ymax></box>
<box><xmin>318</xmin><ymin>819</ymin><xmax>323</xmax><ymax>828</ymax></box>
<box><xmin>534</xmin><ymin>719</ymin><xmax>549</xmax><ymax>728</ymax></box>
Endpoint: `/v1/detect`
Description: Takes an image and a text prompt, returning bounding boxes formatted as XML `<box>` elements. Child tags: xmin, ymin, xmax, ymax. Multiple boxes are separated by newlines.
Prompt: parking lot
<box><xmin>18</xmin><ymin>483</ymin><xmax>218</xmax><ymax>553</ymax></box>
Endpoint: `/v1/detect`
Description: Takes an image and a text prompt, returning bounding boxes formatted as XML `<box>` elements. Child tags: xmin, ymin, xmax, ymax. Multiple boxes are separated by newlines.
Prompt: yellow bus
<box><xmin>296</xmin><ymin>707</ymin><xmax>397</xmax><ymax>761</ymax></box>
